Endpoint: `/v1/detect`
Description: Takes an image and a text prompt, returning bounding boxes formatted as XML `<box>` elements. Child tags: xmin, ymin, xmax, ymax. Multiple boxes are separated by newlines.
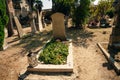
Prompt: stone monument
<box><xmin>1</xmin><ymin>28</ymin><xmax>8</xmax><ymax>50</ymax></box>
<box><xmin>51</xmin><ymin>13</ymin><xmax>66</xmax><ymax>41</ymax></box>
<box><xmin>14</xmin><ymin>16</ymin><xmax>24</xmax><ymax>38</ymax></box>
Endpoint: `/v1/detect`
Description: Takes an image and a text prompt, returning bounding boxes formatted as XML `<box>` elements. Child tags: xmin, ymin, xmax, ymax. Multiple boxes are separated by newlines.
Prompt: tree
<box><xmin>52</xmin><ymin>0</ymin><xmax>72</xmax><ymax>16</ymax></box>
<box><xmin>0</xmin><ymin>0</ymin><xmax>9</xmax><ymax>49</ymax></box>
<box><xmin>72</xmin><ymin>0</ymin><xmax>91</xmax><ymax>28</ymax></box>
<box><xmin>90</xmin><ymin>0</ymin><xmax>114</xmax><ymax>20</ymax></box>
<box><xmin>49</xmin><ymin>0</ymin><xmax>95</xmax><ymax>29</ymax></box>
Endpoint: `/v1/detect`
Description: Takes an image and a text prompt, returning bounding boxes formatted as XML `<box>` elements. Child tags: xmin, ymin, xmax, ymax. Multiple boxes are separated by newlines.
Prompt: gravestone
<box><xmin>7</xmin><ymin>0</ymin><xmax>15</xmax><ymax>37</ymax></box>
<box><xmin>51</xmin><ymin>13</ymin><xmax>66</xmax><ymax>41</ymax></box>
<box><xmin>14</xmin><ymin>16</ymin><xmax>24</xmax><ymax>38</ymax></box>
<box><xmin>37</xmin><ymin>11</ymin><xmax>43</xmax><ymax>31</ymax></box>
<box><xmin>28</xmin><ymin>12</ymin><xmax>37</xmax><ymax>33</ymax></box>
<box><xmin>1</xmin><ymin>28</ymin><xmax>8</xmax><ymax>50</ymax></box>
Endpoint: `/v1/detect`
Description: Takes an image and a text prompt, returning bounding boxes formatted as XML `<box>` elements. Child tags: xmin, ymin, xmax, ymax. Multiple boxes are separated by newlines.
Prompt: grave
<box><xmin>27</xmin><ymin>40</ymin><xmax>73</xmax><ymax>72</ymax></box>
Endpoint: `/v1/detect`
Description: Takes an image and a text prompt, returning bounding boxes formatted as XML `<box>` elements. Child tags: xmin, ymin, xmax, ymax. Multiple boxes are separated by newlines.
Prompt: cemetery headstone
<box><xmin>37</xmin><ymin>11</ymin><xmax>43</xmax><ymax>31</ymax></box>
<box><xmin>14</xmin><ymin>16</ymin><xmax>24</xmax><ymax>38</ymax></box>
<box><xmin>51</xmin><ymin>13</ymin><xmax>66</xmax><ymax>41</ymax></box>
<box><xmin>29</xmin><ymin>12</ymin><xmax>37</xmax><ymax>33</ymax></box>
<box><xmin>1</xmin><ymin>28</ymin><xmax>8</xmax><ymax>50</ymax></box>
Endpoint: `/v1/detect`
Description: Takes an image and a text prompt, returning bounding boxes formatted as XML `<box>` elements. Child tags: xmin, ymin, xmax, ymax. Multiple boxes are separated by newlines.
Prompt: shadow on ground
<box><xmin>14</xmin><ymin>30</ymin><xmax>52</xmax><ymax>53</ymax></box>
<box><xmin>19</xmin><ymin>71</ymin><xmax>73</xmax><ymax>80</ymax></box>
<box><xmin>67</xmin><ymin>27</ymin><xmax>95</xmax><ymax>48</ymax></box>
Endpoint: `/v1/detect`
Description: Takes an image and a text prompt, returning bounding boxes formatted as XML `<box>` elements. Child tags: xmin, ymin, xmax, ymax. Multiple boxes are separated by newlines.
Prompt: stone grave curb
<box><xmin>27</xmin><ymin>40</ymin><xmax>73</xmax><ymax>72</ymax></box>
<box><xmin>97</xmin><ymin>42</ymin><xmax>120</xmax><ymax>74</ymax></box>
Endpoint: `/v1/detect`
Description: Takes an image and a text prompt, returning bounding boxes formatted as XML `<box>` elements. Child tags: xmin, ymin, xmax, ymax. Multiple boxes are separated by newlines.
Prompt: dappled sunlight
<box><xmin>67</xmin><ymin>27</ymin><xmax>96</xmax><ymax>48</ymax></box>
<box><xmin>14</xmin><ymin>30</ymin><xmax>52</xmax><ymax>52</ymax></box>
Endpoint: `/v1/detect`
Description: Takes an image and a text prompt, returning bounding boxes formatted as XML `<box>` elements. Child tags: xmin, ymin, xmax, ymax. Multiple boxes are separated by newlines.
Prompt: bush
<box><xmin>39</xmin><ymin>40</ymin><xmax>68</xmax><ymax>65</ymax></box>
<box><xmin>106</xmin><ymin>8</ymin><xmax>115</xmax><ymax>18</ymax></box>
<box><xmin>0</xmin><ymin>0</ymin><xmax>8</xmax><ymax>49</ymax></box>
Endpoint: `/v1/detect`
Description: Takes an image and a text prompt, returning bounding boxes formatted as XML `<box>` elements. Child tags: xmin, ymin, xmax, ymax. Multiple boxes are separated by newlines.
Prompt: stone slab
<box><xmin>27</xmin><ymin>42</ymin><xmax>73</xmax><ymax>72</ymax></box>
<box><xmin>97</xmin><ymin>42</ymin><xmax>120</xmax><ymax>74</ymax></box>
<box><xmin>14</xmin><ymin>16</ymin><xmax>24</xmax><ymax>38</ymax></box>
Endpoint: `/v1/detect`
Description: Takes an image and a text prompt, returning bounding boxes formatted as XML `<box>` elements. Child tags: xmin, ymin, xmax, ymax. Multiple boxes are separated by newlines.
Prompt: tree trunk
<box><xmin>108</xmin><ymin>0</ymin><xmax>120</xmax><ymax>50</ymax></box>
<box><xmin>6</xmin><ymin>0</ymin><xmax>15</xmax><ymax>37</ymax></box>
<box><xmin>7</xmin><ymin>12</ymin><xmax>14</xmax><ymax>37</ymax></box>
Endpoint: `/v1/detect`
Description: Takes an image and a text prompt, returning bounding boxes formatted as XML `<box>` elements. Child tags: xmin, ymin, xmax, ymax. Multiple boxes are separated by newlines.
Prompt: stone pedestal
<box><xmin>51</xmin><ymin>13</ymin><xmax>66</xmax><ymax>41</ymax></box>
<box><xmin>37</xmin><ymin>11</ymin><xmax>43</xmax><ymax>31</ymax></box>
<box><xmin>109</xmin><ymin>27</ymin><xmax>120</xmax><ymax>50</ymax></box>
<box><xmin>1</xmin><ymin>28</ymin><xmax>8</xmax><ymax>50</ymax></box>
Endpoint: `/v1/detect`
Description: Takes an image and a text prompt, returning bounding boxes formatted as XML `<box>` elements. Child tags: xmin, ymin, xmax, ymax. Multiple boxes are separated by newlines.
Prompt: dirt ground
<box><xmin>0</xmin><ymin>26</ymin><xmax>120</xmax><ymax>80</ymax></box>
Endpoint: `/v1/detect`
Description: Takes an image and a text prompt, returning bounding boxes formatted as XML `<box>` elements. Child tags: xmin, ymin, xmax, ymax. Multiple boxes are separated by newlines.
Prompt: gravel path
<box><xmin>0</xmin><ymin>27</ymin><xmax>120</xmax><ymax>80</ymax></box>
<box><xmin>25</xmin><ymin>28</ymin><xmax>120</xmax><ymax>80</ymax></box>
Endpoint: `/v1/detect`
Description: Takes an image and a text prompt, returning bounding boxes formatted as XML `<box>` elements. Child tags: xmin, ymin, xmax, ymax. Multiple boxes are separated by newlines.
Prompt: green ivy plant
<box><xmin>39</xmin><ymin>40</ymin><xmax>68</xmax><ymax>64</ymax></box>
<box><xmin>0</xmin><ymin>0</ymin><xmax>9</xmax><ymax>50</ymax></box>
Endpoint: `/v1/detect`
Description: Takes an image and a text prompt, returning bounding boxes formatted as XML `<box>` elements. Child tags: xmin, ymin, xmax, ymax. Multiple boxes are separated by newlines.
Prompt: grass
<box><xmin>38</xmin><ymin>39</ymin><xmax>68</xmax><ymax>65</ymax></box>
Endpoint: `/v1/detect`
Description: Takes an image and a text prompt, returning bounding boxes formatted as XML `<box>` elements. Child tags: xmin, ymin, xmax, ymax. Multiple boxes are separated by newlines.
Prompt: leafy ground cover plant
<box><xmin>39</xmin><ymin>39</ymin><xmax>68</xmax><ymax>65</ymax></box>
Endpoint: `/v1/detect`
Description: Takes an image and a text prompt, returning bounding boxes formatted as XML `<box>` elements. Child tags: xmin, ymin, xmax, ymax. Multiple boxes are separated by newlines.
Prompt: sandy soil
<box><xmin>0</xmin><ymin>26</ymin><xmax>120</xmax><ymax>80</ymax></box>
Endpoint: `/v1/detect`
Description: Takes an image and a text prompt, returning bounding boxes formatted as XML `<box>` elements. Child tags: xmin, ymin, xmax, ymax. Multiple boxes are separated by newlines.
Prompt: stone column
<box><xmin>51</xmin><ymin>13</ymin><xmax>66</xmax><ymax>41</ymax></box>
<box><xmin>1</xmin><ymin>28</ymin><xmax>8</xmax><ymax>50</ymax></box>
<box><xmin>29</xmin><ymin>12</ymin><xmax>37</xmax><ymax>33</ymax></box>
<box><xmin>6</xmin><ymin>0</ymin><xmax>15</xmax><ymax>37</ymax></box>
<box><xmin>13</xmin><ymin>16</ymin><xmax>24</xmax><ymax>38</ymax></box>
<box><xmin>36</xmin><ymin>10</ymin><xmax>43</xmax><ymax>31</ymax></box>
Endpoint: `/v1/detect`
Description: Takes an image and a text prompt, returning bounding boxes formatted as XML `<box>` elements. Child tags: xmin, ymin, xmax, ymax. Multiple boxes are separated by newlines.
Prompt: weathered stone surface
<box><xmin>27</xmin><ymin>52</ymin><xmax>38</xmax><ymax>68</ymax></box>
<box><xmin>109</xmin><ymin>28</ymin><xmax>120</xmax><ymax>45</ymax></box>
<box><xmin>2</xmin><ymin>40</ymin><xmax>8</xmax><ymax>50</ymax></box>
<box><xmin>109</xmin><ymin>0</ymin><xmax>120</xmax><ymax>50</ymax></box>
<box><xmin>7</xmin><ymin>0</ymin><xmax>15</xmax><ymax>15</ymax></box>
<box><xmin>29</xmin><ymin>12</ymin><xmax>37</xmax><ymax>33</ymax></box>
<box><xmin>14</xmin><ymin>16</ymin><xmax>24</xmax><ymax>38</ymax></box>
<box><xmin>1</xmin><ymin>28</ymin><xmax>8</xmax><ymax>50</ymax></box>
<box><xmin>37</xmin><ymin>11</ymin><xmax>43</xmax><ymax>31</ymax></box>
<box><xmin>51</xmin><ymin>13</ymin><xmax>66</xmax><ymax>40</ymax></box>
<box><xmin>7</xmin><ymin>0</ymin><xmax>15</xmax><ymax>37</ymax></box>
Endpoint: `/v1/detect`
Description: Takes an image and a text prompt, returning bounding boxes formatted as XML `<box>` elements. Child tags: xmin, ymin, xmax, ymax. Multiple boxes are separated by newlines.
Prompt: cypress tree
<box><xmin>0</xmin><ymin>0</ymin><xmax>8</xmax><ymax>49</ymax></box>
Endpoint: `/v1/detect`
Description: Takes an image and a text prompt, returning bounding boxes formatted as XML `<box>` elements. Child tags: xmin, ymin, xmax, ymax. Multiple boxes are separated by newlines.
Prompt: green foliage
<box><xmin>106</xmin><ymin>8</ymin><xmax>115</xmax><ymax>18</ymax></box>
<box><xmin>52</xmin><ymin>0</ymin><xmax>73</xmax><ymax>15</ymax></box>
<box><xmin>33</xmin><ymin>0</ymin><xmax>43</xmax><ymax>11</ymax></box>
<box><xmin>39</xmin><ymin>40</ymin><xmax>68</xmax><ymax>64</ymax></box>
<box><xmin>0</xmin><ymin>0</ymin><xmax>8</xmax><ymax>49</ymax></box>
<box><xmin>90</xmin><ymin>0</ymin><xmax>114</xmax><ymax>20</ymax></box>
<box><xmin>52</xmin><ymin>0</ymin><xmax>94</xmax><ymax>28</ymax></box>
<box><xmin>72</xmin><ymin>0</ymin><xmax>91</xmax><ymax>28</ymax></box>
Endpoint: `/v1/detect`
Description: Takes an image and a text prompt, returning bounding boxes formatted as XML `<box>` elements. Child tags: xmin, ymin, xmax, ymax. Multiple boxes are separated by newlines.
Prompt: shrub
<box><xmin>0</xmin><ymin>0</ymin><xmax>9</xmax><ymax>50</ymax></box>
<box><xmin>39</xmin><ymin>40</ymin><xmax>68</xmax><ymax>64</ymax></box>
